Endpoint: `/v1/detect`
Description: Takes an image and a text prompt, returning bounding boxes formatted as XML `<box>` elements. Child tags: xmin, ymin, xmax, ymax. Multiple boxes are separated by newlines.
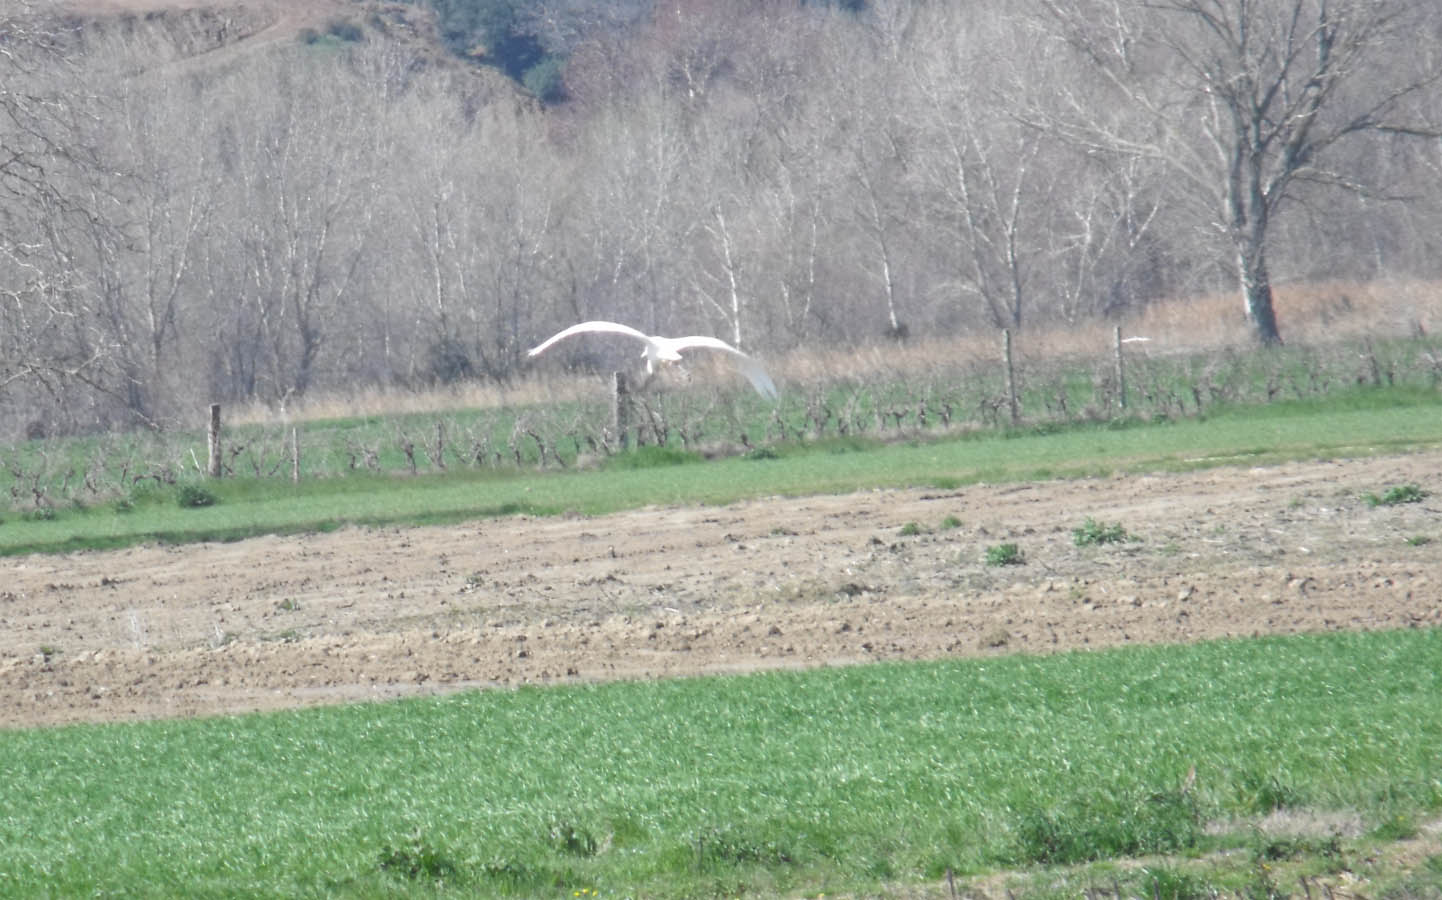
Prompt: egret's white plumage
<box><xmin>527</xmin><ymin>320</ymin><xmax>777</xmax><ymax>400</ymax></box>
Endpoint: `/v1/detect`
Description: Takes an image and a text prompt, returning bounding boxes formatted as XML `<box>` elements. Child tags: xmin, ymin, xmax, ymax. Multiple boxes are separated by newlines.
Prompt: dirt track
<box><xmin>3</xmin><ymin>452</ymin><xmax>1440</xmax><ymax>728</ymax></box>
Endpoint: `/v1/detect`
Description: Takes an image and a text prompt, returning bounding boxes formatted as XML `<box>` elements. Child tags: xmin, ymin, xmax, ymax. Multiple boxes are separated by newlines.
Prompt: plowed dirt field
<box><xmin>4</xmin><ymin>451</ymin><xmax>1440</xmax><ymax>728</ymax></box>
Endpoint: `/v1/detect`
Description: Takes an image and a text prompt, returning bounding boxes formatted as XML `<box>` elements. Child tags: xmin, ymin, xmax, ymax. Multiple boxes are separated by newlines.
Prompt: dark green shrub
<box><xmin>176</xmin><ymin>484</ymin><xmax>218</xmax><ymax>508</ymax></box>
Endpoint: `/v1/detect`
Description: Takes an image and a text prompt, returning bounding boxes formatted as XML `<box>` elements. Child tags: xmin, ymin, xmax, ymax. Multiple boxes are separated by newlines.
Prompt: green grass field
<box><xmin>4</xmin><ymin>386</ymin><xmax>1441</xmax><ymax>557</ymax></box>
<box><xmin>2</xmin><ymin>629</ymin><xmax>1439</xmax><ymax>897</ymax></box>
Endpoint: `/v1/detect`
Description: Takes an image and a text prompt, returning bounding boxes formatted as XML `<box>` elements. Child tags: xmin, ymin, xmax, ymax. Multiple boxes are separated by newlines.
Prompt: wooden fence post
<box><xmin>1114</xmin><ymin>325</ymin><xmax>1128</xmax><ymax>411</ymax></box>
<box><xmin>206</xmin><ymin>404</ymin><xmax>222</xmax><ymax>478</ymax></box>
<box><xmin>1003</xmin><ymin>329</ymin><xmax>1020</xmax><ymax>425</ymax></box>
<box><xmin>611</xmin><ymin>371</ymin><xmax>631</xmax><ymax>451</ymax></box>
<box><xmin>291</xmin><ymin>426</ymin><xmax>301</xmax><ymax>484</ymax></box>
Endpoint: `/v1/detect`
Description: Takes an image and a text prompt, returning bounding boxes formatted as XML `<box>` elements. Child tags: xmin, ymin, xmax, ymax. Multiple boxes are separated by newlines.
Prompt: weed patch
<box><xmin>477</xmin><ymin>858</ymin><xmax>535</xmax><ymax>889</ymax></box>
<box><xmin>1371</xmin><ymin>812</ymin><xmax>1420</xmax><ymax>841</ymax></box>
<box><xmin>1382</xmin><ymin>853</ymin><xmax>1442</xmax><ymax>900</ymax></box>
<box><xmin>1137</xmin><ymin>864</ymin><xmax>1214</xmax><ymax>900</ymax></box>
<box><xmin>1073</xmin><ymin>517</ymin><xmax>1130</xmax><ymax>546</ymax></box>
<box><xmin>985</xmin><ymin>542</ymin><xmax>1025</xmax><ymax>566</ymax></box>
<box><xmin>694</xmin><ymin>826</ymin><xmax>797</xmax><ymax>869</ymax></box>
<box><xmin>1364</xmin><ymin>483</ymin><xmax>1428</xmax><ymax>507</ymax></box>
<box><xmin>378</xmin><ymin>839</ymin><xmax>460</xmax><ymax>883</ymax></box>
<box><xmin>1238</xmin><ymin>771</ymin><xmax>1303</xmax><ymax>814</ymax></box>
<box><xmin>605</xmin><ymin>446</ymin><xmax>703</xmax><ymax>470</ymax></box>
<box><xmin>549</xmin><ymin>820</ymin><xmax>599</xmax><ymax>857</ymax></box>
<box><xmin>1013</xmin><ymin>789</ymin><xmax>1202</xmax><ymax>865</ymax></box>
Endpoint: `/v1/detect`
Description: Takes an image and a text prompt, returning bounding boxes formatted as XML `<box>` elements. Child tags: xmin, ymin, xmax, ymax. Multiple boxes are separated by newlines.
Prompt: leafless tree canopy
<box><xmin>1032</xmin><ymin>0</ymin><xmax>1442</xmax><ymax>345</ymax></box>
<box><xmin>2</xmin><ymin>0</ymin><xmax>1439</xmax><ymax>437</ymax></box>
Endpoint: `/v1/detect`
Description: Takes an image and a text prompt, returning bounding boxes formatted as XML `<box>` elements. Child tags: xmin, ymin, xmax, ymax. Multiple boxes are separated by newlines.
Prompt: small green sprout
<box><xmin>985</xmin><ymin>543</ymin><xmax>1025</xmax><ymax>566</ymax></box>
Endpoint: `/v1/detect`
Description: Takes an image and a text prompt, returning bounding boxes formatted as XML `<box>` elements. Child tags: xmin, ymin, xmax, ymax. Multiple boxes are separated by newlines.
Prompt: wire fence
<box><xmin>4</xmin><ymin>331</ymin><xmax>1441</xmax><ymax>512</ymax></box>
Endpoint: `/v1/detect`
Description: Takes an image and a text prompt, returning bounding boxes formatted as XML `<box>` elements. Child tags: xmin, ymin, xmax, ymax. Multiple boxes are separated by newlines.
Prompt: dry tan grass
<box><xmin>232</xmin><ymin>281</ymin><xmax>1439</xmax><ymax>426</ymax></box>
<box><xmin>1124</xmin><ymin>279</ymin><xmax>1436</xmax><ymax>349</ymax></box>
<box><xmin>779</xmin><ymin>280</ymin><xmax>1437</xmax><ymax>382</ymax></box>
<box><xmin>226</xmin><ymin>372</ymin><xmax>612</xmax><ymax>427</ymax></box>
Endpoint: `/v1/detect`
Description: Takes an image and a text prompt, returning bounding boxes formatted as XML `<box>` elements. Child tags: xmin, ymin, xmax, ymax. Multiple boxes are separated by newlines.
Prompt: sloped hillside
<box><xmin>52</xmin><ymin>0</ymin><xmax>444</xmax><ymax>70</ymax></box>
<box><xmin>60</xmin><ymin>0</ymin><xmax>343</xmax><ymax>37</ymax></box>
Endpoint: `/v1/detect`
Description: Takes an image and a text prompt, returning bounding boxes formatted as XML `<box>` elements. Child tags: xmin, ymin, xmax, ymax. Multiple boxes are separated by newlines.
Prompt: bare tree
<box><xmin>385</xmin><ymin>84</ymin><xmax>497</xmax><ymax>384</ymax></box>
<box><xmin>911</xmin><ymin>82</ymin><xmax>1051</xmax><ymax>331</ymax></box>
<box><xmin>0</xmin><ymin>4</ymin><xmax>135</xmax><ymax>434</ymax></box>
<box><xmin>212</xmin><ymin>52</ymin><xmax>384</xmax><ymax>409</ymax></box>
<box><xmin>74</xmin><ymin>66</ymin><xmax>219</xmax><ymax>427</ymax></box>
<box><xmin>823</xmin><ymin>0</ymin><xmax>923</xmax><ymax>341</ymax></box>
<box><xmin>1051</xmin><ymin>152</ymin><xmax>1169</xmax><ymax>323</ymax></box>
<box><xmin>468</xmin><ymin>122</ymin><xmax>569</xmax><ymax>381</ymax></box>
<box><xmin>561</xmin><ymin>0</ymin><xmax>743</xmax><ymax>346</ymax></box>
<box><xmin>1034</xmin><ymin>0</ymin><xmax>1441</xmax><ymax>345</ymax></box>
<box><xmin>0</xmin><ymin>4</ymin><xmax>83</xmax><ymax>215</ymax></box>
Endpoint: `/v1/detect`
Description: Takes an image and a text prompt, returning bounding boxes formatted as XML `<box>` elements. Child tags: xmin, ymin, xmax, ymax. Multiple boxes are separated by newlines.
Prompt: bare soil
<box><xmin>3</xmin><ymin>452</ymin><xmax>1440</xmax><ymax>728</ymax></box>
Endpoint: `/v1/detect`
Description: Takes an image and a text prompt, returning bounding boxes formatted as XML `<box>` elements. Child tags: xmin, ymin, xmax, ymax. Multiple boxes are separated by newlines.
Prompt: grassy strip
<box><xmin>4</xmin><ymin>393</ymin><xmax>1442</xmax><ymax>556</ymax></box>
<box><xmin>1</xmin><ymin>629</ymin><xmax>1439</xmax><ymax>896</ymax></box>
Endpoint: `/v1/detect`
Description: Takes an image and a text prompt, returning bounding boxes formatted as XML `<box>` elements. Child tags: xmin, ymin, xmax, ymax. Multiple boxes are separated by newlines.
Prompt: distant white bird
<box><xmin>527</xmin><ymin>320</ymin><xmax>778</xmax><ymax>401</ymax></box>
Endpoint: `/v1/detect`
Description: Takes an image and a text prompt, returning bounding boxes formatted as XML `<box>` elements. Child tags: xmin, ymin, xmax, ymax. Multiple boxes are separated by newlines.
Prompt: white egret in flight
<box><xmin>527</xmin><ymin>320</ymin><xmax>777</xmax><ymax>401</ymax></box>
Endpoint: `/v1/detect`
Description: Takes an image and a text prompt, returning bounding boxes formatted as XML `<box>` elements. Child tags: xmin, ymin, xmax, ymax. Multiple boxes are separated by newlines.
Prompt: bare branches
<box><xmin>4</xmin><ymin>1</ymin><xmax>1442</xmax><ymax>438</ymax></box>
<box><xmin>1031</xmin><ymin>0</ymin><xmax>1442</xmax><ymax>345</ymax></box>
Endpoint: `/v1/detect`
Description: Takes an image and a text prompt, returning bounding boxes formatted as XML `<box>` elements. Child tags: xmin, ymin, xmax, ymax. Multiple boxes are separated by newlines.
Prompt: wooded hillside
<box><xmin>3</xmin><ymin>0</ymin><xmax>1440</xmax><ymax>438</ymax></box>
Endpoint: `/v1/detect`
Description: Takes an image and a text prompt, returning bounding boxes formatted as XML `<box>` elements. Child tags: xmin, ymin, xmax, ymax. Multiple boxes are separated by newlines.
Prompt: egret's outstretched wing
<box><xmin>668</xmin><ymin>335</ymin><xmax>745</xmax><ymax>355</ymax></box>
<box><xmin>670</xmin><ymin>336</ymin><xmax>778</xmax><ymax>401</ymax></box>
<box><xmin>730</xmin><ymin>354</ymin><xmax>778</xmax><ymax>401</ymax></box>
<box><xmin>527</xmin><ymin>321</ymin><xmax>653</xmax><ymax>357</ymax></box>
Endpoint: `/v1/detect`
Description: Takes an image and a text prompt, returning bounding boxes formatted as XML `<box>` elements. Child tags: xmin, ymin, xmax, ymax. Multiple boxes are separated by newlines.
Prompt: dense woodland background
<box><xmin>3</xmin><ymin>0</ymin><xmax>1441</xmax><ymax>440</ymax></box>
